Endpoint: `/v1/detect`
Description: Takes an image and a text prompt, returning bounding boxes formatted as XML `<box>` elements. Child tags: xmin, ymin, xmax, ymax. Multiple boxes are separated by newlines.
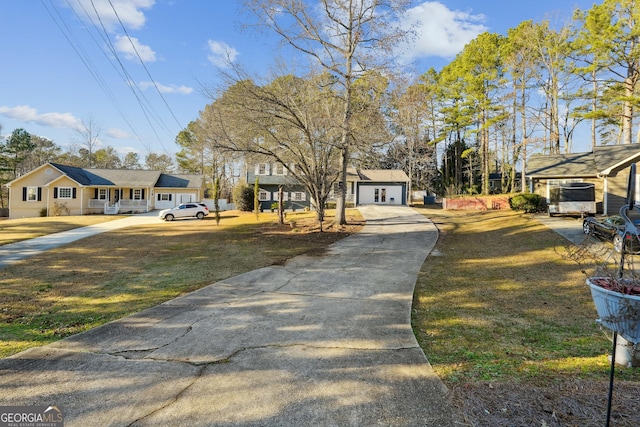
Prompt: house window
<box><xmin>157</xmin><ymin>193</ymin><xmax>172</xmax><ymax>201</ymax></box>
<box><xmin>292</xmin><ymin>192</ymin><xmax>306</xmax><ymax>201</ymax></box>
<box><xmin>273</xmin><ymin>163</ymin><xmax>286</xmax><ymax>175</ymax></box>
<box><xmin>258</xmin><ymin>190</ymin><xmax>270</xmax><ymax>201</ymax></box>
<box><xmin>58</xmin><ymin>187</ymin><xmax>73</xmax><ymax>199</ymax></box>
<box><xmin>97</xmin><ymin>188</ymin><xmax>108</xmax><ymax>200</ymax></box>
<box><xmin>256</xmin><ymin>163</ymin><xmax>270</xmax><ymax>175</ymax></box>
<box><xmin>26</xmin><ymin>187</ymin><xmax>38</xmax><ymax>201</ymax></box>
<box><xmin>132</xmin><ymin>189</ymin><xmax>143</xmax><ymax>200</ymax></box>
<box><xmin>274</xmin><ymin>191</ymin><xmax>289</xmax><ymax>201</ymax></box>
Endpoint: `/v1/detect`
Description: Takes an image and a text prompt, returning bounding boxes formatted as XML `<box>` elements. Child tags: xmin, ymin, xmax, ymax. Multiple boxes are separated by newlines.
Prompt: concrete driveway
<box><xmin>0</xmin><ymin>205</ymin><xmax>462</xmax><ymax>426</ymax></box>
<box><xmin>534</xmin><ymin>214</ymin><xmax>587</xmax><ymax>246</ymax></box>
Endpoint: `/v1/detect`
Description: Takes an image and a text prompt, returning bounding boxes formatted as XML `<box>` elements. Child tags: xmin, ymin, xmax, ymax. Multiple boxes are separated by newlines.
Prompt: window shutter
<box><xmin>130</xmin><ymin>189</ymin><xmax>133</xmax><ymax>199</ymax></box>
<box><xmin>265</xmin><ymin>163</ymin><xmax>270</xmax><ymax>175</ymax></box>
<box><xmin>72</xmin><ymin>188</ymin><xmax>77</xmax><ymax>199</ymax></box>
<box><xmin>255</xmin><ymin>164</ymin><xmax>260</xmax><ymax>175</ymax></box>
<box><xmin>94</xmin><ymin>189</ymin><xmax>98</xmax><ymax>198</ymax></box>
<box><xmin>169</xmin><ymin>194</ymin><xmax>172</xmax><ymax>201</ymax></box>
<box><xmin>142</xmin><ymin>189</ymin><xmax>145</xmax><ymax>199</ymax></box>
<box><xmin>22</xmin><ymin>187</ymin><xmax>27</xmax><ymax>201</ymax></box>
<box><xmin>53</xmin><ymin>187</ymin><xmax>58</xmax><ymax>199</ymax></box>
<box><xmin>37</xmin><ymin>188</ymin><xmax>42</xmax><ymax>201</ymax></box>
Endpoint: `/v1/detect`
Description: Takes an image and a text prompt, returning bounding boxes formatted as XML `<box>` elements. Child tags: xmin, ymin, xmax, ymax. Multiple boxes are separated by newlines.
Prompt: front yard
<box><xmin>413</xmin><ymin>206</ymin><xmax>640</xmax><ymax>426</ymax></box>
<box><xmin>0</xmin><ymin>210</ymin><xmax>364</xmax><ymax>357</ymax></box>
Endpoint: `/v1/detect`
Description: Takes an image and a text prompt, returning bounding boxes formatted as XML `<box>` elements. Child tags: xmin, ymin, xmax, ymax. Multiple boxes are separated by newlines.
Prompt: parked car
<box><xmin>159</xmin><ymin>203</ymin><xmax>209</xmax><ymax>221</ymax></box>
<box><xmin>583</xmin><ymin>215</ymin><xmax>640</xmax><ymax>253</ymax></box>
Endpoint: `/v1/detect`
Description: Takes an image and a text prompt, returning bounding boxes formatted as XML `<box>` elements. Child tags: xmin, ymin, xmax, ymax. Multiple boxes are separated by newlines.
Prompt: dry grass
<box><xmin>0</xmin><ymin>215</ymin><xmax>122</xmax><ymax>246</ymax></box>
<box><xmin>412</xmin><ymin>206</ymin><xmax>640</xmax><ymax>426</ymax></box>
<box><xmin>0</xmin><ymin>209</ymin><xmax>364</xmax><ymax>358</ymax></box>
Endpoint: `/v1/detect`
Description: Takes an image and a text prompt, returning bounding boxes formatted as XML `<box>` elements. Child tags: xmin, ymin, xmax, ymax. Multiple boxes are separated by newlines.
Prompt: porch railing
<box><xmin>88</xmin><ymin>199</ymin><xmax>148</xmax><ymax>214</ymax></box>
<box><xmin>119</xmin><ymin>199</ymin><xmax>147</xmax><ymax>209</ymax></box>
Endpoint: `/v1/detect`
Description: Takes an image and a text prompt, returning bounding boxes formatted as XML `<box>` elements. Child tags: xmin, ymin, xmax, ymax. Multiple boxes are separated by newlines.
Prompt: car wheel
<box><xmin>582</xmin><ymin>221</ymin><xmax>592</xmax><ymax>235</ymax></box>
<box><xmin>165</xmin><ymin>214</ymin><xmax>174</xmax><ymax>221</ymax></box>
<box><xmin>613</xmin><ymin>234</ymin><xmax>624</xmax><ymax>253</ymax></box>
<box><xmin>196</xmin><ymin>212</ymin><xmax>204</xmax><ymax>219</ymax></box>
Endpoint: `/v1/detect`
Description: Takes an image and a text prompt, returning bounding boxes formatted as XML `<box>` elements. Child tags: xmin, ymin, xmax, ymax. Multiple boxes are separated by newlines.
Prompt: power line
<box><xmin>107</xmin><ymin>0</ymin><xmax>184</xmax><ymax>130</ymax></box>
<box><xmin>42</xmin><ymin>0</ymin><xmax>183</xmax><ymax>155</ymax></box>
<box><xmin>42</xmin><ymin>0</ymin><xmax>147</xmax><ymax>145</ymax></box>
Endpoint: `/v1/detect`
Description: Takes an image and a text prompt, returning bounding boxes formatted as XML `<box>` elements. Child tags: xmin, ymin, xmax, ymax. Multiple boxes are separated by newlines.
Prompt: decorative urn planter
<box><xmin>587</xmin><ymin>277</ymin><xmax>640</xmax><ymax>343</ymax></box>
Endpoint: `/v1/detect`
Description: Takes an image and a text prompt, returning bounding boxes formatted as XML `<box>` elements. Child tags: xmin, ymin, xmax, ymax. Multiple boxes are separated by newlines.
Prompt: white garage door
<box><xmin>359</xmin><ymin>186</ymin><xmax>403</xmax><ymax>204</ymax></box>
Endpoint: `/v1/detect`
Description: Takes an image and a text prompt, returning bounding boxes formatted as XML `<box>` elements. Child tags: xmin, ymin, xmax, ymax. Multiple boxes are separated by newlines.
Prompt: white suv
<box><xmin>159</xmin><ymin>203</ymin><xmax>209</xmax><ymax>221</ymax></box>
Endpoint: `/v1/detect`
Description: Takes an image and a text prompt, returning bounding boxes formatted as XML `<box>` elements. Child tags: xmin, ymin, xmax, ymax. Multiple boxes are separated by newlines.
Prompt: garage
<box><xmin>350</xmin><ymin>169</ymin><xmax>410</xmax><ymax>206</ymax></box>
<box><xmin>358</xmin><ymin>185</ymin><xmax>405</xmax><ymax>205</ymax></box>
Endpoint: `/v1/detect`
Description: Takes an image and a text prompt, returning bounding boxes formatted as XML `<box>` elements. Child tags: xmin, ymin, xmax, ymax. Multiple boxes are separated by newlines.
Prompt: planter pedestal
<box><xmin>588</xmin><ymin>278</ymin><xmax>640</xmax><ymax>367</ymax></box>
<box><xmin>609</xmin><ymin>333</ymin><xmax>640</xmax><ymax>367</ymax></box>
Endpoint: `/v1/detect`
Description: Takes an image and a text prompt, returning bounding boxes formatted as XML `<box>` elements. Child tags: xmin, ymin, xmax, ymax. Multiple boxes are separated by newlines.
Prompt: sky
<box><xmin>0</xmin><ymin>0</ymin><xmax>599</xmax><ymax>160</ymax></box>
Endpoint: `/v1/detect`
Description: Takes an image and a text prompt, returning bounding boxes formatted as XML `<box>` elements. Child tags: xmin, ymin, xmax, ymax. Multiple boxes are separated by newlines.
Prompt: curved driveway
<box><xmin>0</xmin><ymin>205</ymin><xmax>461</xmax><ymax>426</ymax></box>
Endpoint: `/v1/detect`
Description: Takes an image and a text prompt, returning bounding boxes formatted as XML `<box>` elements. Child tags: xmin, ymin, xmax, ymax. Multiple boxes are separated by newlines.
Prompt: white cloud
<box><xmin>115</xmin><ymin>35</ymin><xmax>157</xmax><ymax>62</ymax></box>
<box><xmin>401</xmin><ymin>1</ymin><xmax>487</xmax><ymax>61</ymax></box>
<box><xmin>106</xmin><ymin>128</ymin><xmax>131</xmax><ymax>139</ymax></box>
<box><xmin>207</xmin><ymin>40</ymin><xmax>239</xmax><ymax>68</ymax></box>
<box><xmin>139</xmin><ymin>81</ymin><xmax>193</xmax><ymax>94</ymax></box>
<box><xmin>68</xmin><ymin>0</ymin><xmax>154</xmax><ymax>32</ymax></box>
<box><xmin>0</xmin><ymin>105</ymin><xmax>81</xmax><ymax>130</ymax></box>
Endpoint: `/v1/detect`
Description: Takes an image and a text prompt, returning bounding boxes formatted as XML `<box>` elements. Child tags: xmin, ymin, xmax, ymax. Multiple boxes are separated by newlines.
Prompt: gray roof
<box><xmin>527</xmin><ymin>152</ymin><xmax>596</xmax><ymax>178</ymax></box>
<box><xmin>527</xmin><ymin>144</ymin><xmax>640</xmax><ymax>178</ymax></box>
<box><xmin>155</xmin><ymin>174</ymin><xmax>204</xmax><ymax>188</ymax></box>
<box><xmin>49</xmin><ymin>163</ymin><xmax>201</xmax><ymax>188</ymax></box>
<box><xmin>247</xmin><ymin>174</ymin><xmax>303</xmax><ymax>186</ymax></box>
<box><xmin>347</xmin><ymin>168</ymin><xmax>410</xmax><ymax>182</ymax></box>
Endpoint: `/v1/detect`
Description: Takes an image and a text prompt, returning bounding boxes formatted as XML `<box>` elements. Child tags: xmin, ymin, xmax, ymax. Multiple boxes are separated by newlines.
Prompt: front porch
<box><xmin>88</xmin><ymin>199</ymin><xmax>149</xmax><ymax>214</ymax></box>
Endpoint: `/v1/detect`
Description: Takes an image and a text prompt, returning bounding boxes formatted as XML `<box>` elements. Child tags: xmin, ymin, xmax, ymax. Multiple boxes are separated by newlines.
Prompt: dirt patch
<box><xmin>260</xmin><ymin>214</ymin><xmax>365</xmax><ymax>264</ymax></box>
<box><xmin>451</xmin><ymin>377</ymin><xmax>640</xmax><ymax>426</ymax></box>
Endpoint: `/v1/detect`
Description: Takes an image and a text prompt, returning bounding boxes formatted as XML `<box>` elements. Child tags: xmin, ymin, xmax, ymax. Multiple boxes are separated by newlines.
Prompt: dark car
<box><xmin>583</xmin><ymin>215</ymin><xmax>640</xmax><ymax>253</ymax></box>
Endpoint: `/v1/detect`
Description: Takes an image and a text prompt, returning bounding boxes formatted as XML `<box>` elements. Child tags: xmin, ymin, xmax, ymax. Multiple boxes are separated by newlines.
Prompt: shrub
<box><xmin>232</xmin><ymin>183</ymin><xmax>254</xmax><ymax>212</ymax></box>
<box><xmin>509</xmin><ymin>193</ymin><xmax>544</xmax><ymax>213</ymax></box>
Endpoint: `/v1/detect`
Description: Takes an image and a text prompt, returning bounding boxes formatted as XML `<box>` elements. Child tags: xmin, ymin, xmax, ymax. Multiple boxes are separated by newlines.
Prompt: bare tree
<box><xmin>75</xmin><ymin>115</ymin><xmax>102</xmax><ymax>168</ymax></box>
<box><xmin>200</xmin><ymin>73</ymin><xmax>342</xmax><ymax>229</ymax></box>
<box><xmin>242</xmin><ymin>0</ymin><xmax>414</xmax><ymax>224</ymax></box>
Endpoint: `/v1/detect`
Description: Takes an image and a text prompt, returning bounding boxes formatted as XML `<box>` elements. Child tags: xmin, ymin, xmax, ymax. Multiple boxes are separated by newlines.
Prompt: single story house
<box><xmin>344</xmin><ymin>168</ymin><xmax>410</xmax><ymax>205</ymax></box>
<box><xmin>527</xmin><ymin>144</ymin><xmax>640</xmax><ymax>215</ymax></box>
<box><xmin>6</xmin><ymin>162</ymin><xmax>206</xmax><ymax>219</ymax></box>
<box><xmin>248</xmin><ymin>162</ymin><xmax>410</xmax><ymax>210</ymax></box>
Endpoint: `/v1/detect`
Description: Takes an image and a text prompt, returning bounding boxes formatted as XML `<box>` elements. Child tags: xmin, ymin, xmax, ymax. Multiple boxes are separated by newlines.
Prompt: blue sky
<box><xmin>0</xmin><ymin>0</ymin><xmax>597</xmax><ymax>159</ymax></box>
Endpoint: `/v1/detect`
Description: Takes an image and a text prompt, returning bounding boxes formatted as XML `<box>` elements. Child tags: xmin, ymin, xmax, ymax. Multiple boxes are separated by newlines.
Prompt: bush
<box><xmin>232</xmin><ymin>183</ymin><xmax>254</xmax><ymax>212</ymax></box>
<box><xmin>509</xmin><ymin>193</ymin><xmax>544</xmax><ymax>213</ymax></box>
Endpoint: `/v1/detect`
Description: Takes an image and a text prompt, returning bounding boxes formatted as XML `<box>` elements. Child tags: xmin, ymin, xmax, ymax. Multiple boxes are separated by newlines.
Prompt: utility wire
<box><xmin>86</xmin><ymin>0</ymin><xmax>171</xmax><ymax>153</ymax></box>
<box><xmin>48</xmin><ymin>0</ymin><xmax>179</xmax><ymax>155</ymax></box>
<box><xmin>42</xmin><ymin>0</ymin><xmax>145</xmax><ymax>145</ymax></box>
<box><xmin>107</xmin><ymin>0</ymin><xmax>183</xmax><ymax>130</ymax></box>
